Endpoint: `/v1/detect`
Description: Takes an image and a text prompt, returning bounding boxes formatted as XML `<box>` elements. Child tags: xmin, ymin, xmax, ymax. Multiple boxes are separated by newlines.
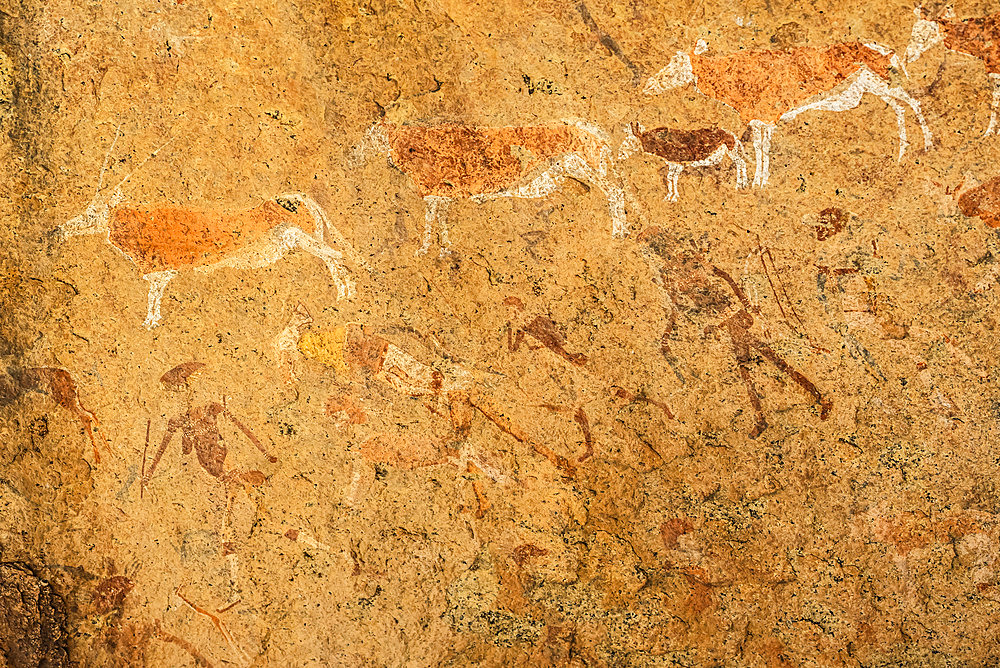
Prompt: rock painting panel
<box><xmin>6</xmin><ymin>0</ymin><xmax>1000</xmax><ymax>664</ymax></box>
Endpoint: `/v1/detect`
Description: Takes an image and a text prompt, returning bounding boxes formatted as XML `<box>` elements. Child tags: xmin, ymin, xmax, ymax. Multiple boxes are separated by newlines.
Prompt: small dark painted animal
<box><xmin>0</xmin><ymin>366</ymin><xmax>111</xmax><ymax>463</ymax></box>
<box><xmin>618</xmin><ymin>123</ymin><xmax>748</xmax><ymax>201</ymax></box>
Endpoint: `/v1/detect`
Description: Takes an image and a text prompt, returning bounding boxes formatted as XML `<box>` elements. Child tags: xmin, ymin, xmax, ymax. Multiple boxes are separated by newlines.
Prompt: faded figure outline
<box><xmin>639</xmin><ymin>228</ymin><xmax>832</xmax><ymax>437</ymax></box>
<box><xmin>141</xmin><ymin>362</ymin><xmax>278</xmax><ymax>612</ymax></box>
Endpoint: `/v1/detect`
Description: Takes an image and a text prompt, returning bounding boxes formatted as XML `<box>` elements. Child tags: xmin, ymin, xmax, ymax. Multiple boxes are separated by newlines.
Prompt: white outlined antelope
<box><xmin>355</xmin><ymin>119</ymin><xmax>627</xmax><ymax>256</ymax></box>
<box><xmin>61</xmin><ymin>130</ymin><xmax>367</xmax><ymax>328</ymax></box>
<box><xmin>618</xmin><ymin>122</ymin><xmax>748</xmax><ymax>201</ymax></box>
<box><xmin>644</xmin><ymin>40</ymin><xmax>932</xmax><ymax>187</ymax></box>
<box><xmin>906</xmin><ymin>7</ymin><xmax>1000</xmax><ymax>136</ymax></box>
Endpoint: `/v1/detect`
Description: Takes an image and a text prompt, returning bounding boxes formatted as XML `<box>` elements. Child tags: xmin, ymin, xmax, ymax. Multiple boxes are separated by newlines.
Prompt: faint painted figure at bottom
<box><xmin>296</xmin><ymin>321</ymin><xmax>580</xmax><ymax>485</ymax></box>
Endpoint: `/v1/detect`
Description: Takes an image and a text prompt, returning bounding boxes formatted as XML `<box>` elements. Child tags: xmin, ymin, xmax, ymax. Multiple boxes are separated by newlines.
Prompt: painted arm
<box><xmin>223</xmin><ymin>408</ymin><xmax>278</xmax><ymax>463</ymax></box>
<box><xmin>144</xmin><ymin>416</ymin><xmax>184</xmax><ymax>486</ymax></box>
<box><xmin>711</xmin><ymin>264</ymin><xmax>755</xmax><ymax>312</ymax></box>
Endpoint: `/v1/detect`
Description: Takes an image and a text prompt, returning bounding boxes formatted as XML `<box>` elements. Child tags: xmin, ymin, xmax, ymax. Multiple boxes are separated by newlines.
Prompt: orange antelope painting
<box><xmin>644</xmin><ymin>40</ymin><xmax>932</xmax><ymax>187</ymax></box>
<box><xmin>61</xmin><ymin>137</ymin><xmax>367</xmax><ymax>328</ymax></box>
<box><xmin>906</xmin><ymin>8</ymin><xmax>1000</xmax><ymax>136</ymax></box>
<box><xmin>355</xmin><ymin>119</ymin><xmax>627</xmax><ymax>255</ymax></box>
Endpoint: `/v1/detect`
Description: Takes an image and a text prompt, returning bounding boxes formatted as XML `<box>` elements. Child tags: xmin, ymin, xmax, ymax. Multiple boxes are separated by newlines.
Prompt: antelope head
<box><xmin>618</xmin><ymin>122</ymin><xmax>645</xmax><ymax>160</ymax></box>
<box><xmin>348</xmin><ymin>120</ymin><xmax>392</xmax><ymax>167</ymax></box>
<box><xmin>61</xmin><ymin>187</ymin><xmax>122</xmax><ymax>239</ymax></box>
<box><xmin>905</xmin><ymin>6</ymin><xmax>945</xmax><ymax>65</ymax></box>
<box><xmin>643</xmin><ymin>50</ymin><xmax>695</xmax><ymax>95</ymax></box>
<box><xmin>60</xmin><ymin>128</ymin><xmax>170</xmax><ymax>239</ymax></box>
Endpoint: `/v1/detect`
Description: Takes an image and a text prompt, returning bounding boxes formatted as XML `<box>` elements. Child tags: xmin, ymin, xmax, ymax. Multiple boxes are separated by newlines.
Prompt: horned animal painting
<box><xmin>618</xmin><ymin>123</ymin><xmax>748</xmax><ymax>201</ymax></box>
<box><xmin>644</xmin><ymin>40</ymin><xmax>932</xmax><ymax>187</ymax></box>
<box><xmin>906</xmin><ymin>8</ymin><xmax>1000</xmax><ymax>136</ymax></box>
<box><xmin>61</xmin><ymin>135</ymin><xmax>366</xmax><ymax>328</ymax></box>
<box><xmin>356</xmin><ymin>119</ymin><xmax>627</xmax><ymax>255</ymax></box>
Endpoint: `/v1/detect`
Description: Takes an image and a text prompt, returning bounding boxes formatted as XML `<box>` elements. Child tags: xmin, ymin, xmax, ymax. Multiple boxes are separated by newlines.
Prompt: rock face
<box><xmin>2</xmin><ymin>0</ymin><xmax>1000</xmax><ymax>665</ymax></box>
<box><xmin>0</xmin><ymin>563</ymin><xmax>70</xmax><ymax>668</ymax></box>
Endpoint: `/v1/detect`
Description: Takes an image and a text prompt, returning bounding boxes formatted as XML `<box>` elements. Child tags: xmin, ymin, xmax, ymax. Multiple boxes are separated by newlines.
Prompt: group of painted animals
<box><xmin>59</xmin><ymin>9</ymin><xmax>1000</xmax><ymax>329</ymax></box>
<box><xmin>37</xmin><ymin>7</ymin><xmax>1000</xmax><ymax>465</ymax></box>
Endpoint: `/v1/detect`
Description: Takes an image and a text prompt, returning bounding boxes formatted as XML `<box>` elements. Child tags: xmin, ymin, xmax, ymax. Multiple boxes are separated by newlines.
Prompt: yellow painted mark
<box><xmin>298</xmin><ymin>328</ymin><xmax>349</xmax><ymax>374</ymax></box>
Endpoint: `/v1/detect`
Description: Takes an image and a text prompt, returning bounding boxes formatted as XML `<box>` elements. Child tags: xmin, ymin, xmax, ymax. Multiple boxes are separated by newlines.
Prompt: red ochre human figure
<box><xmin>141</xmin><ymin>362</ymin><xmax>277</xmax><ymax>610</ymax></box>
<box><xmin>502</xmin><ymin>297</ymin><xmax>596</xmax><ymax>462</ymax></box>
<box><xmin>639</xmin><ymin>227</ymin><xmax>832</xmax><ymax>438</ymax></box>
<box><xmin>0</xmin><ymin>365</ymin><xmax>112</xmax><ymax>463</ymax></box>
<box><xmin>503</xmin><ymin>297</ymin><xmax>588</xmax><ymax>367</ymax></box>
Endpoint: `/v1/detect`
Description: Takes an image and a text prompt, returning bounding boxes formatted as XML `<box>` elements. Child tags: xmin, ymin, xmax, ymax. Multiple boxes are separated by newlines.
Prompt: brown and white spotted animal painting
<box><xmin>61</xmin><ymin>139</ymin><xmax>366</xmax><ymax>328</ymax></box>
<box><xmin>644</xmin><ymin>40</ymin><xmax>932</xmax><ymax>187</ymax></box>
<box><xmin>618</xmin><ymin>122</ymin><xmax>748</xmax><ymax>201</ymax></box>
<box><xmin>907</xmin><ymin>8</ymin><xmax>1000</xmax><ymax>136</ymax></box>
<box><xmin>357</xmin><ymin>119</ymin><xmax>627</xmax><ymax>255</ymax></box>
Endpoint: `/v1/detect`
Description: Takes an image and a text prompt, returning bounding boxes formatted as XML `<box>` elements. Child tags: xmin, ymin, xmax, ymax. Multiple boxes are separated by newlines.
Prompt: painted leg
<box><xmin>660</xmin><ymin>164</ymin><xmax>675</xmax><ymax>202</ymax></box>
<box><xmin>730</xmin><ymin>147</ymin><xmax>749</xmax><ymax>190</ymax></box>
<box><xmin>282</xmin><ymin>227</ymin><xmax>355</xmax><ymax>299</ymax></box>
<box><xmin>563</xmin><ymin>155</ymin><xmax>628</xmax><ymax>237</ymax></box>
<box><xmin>759</xmin><ymin>124</ymin><xmax>774</xmax><ymax>188</ymax></box>
<box><xmin>736</xmin><ymin>362</ymin><xmax>768</xmax><ymax>439</ymax></box>
<box><xmin>416</xmin><ymin>196</ymin><xmax>449</xmax><ymax>256</ymax></box>
<box><xmin>435</xmin><ymin>199</ymin><xmax>453</xmax><ymax>257</ymax></box>
<box><xmin>753</xmin><ymin>340</ymin><xmax>832</xmax><ymax>419</ymax></box>
<box><xmin>877</xmin><ymin>94</ymin><xmax>909</xmax><ymax>160</ymax></box>
<box><xmin>887</xmin><ymin>86</ymin><xmax>933</xmax><ymax>150</ymax></box>
<box><xmin>750</xmin><ymin>123</ymin><xmax>764</xmax><ymax>188</ymax></box>
<box><xmin>142</xmin><ymin>270</ymin><xmax>177</xmax><ymax>329</ymax></box>
<box><xmin>667</xmin><ymin>164</ymin><xmax>683</xmax><ymax>202</ymax></box>
<box><xmin>985</xmin><ymin>75</ymin><xmax>1000</xmax><ymax>137</ymax></box>
<box><xmin>220</xmin><ymin>504</ymin><xmax>242</xmax><ymax>611</ymax></box>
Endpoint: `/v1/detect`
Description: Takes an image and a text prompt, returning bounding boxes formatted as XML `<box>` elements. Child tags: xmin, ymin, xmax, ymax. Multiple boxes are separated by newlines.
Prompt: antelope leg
<box><xmin>416</xmin><ymin>196</ymin><xmax>449</xmax><ymax>257</ymax></box>
<box><xmin>142</xmin><ymin>270</ymin><xmax>177</xmax><ymax>329</ymax></box>
<box><xmin>985</xmin><ymin>74</ymin><xmax>1000</xmax><ymax>137</ymax></box>
<box><xmin>730</xmin><ymin>147</ymin><xmax>749</xmax><ymax>190</ymax></box>
<box><xmin>281</xmin><ymin>227</ymin><xmax>354</xmax><ymax>300</ymax></box>
<box><xmin>562</xmin><ymin>153</ymin><xmax>628</xmax><ymax>237</ymax></box>
<box><xmin>435</xmin><ymin>198</ymin><xmax>453</xmax><ymax>257</ymax></box>
<box><xmin>667</xmin><ymin>163</ymin><xmax>683</xmax><ymax>202</ymax></box>
<box><xmin>749</xmin><ymin>122</ymin><xmax>765</xmax><ymax>188</ymax></box>
<box><xmin>759</xmin><ymin>124</ymin><xmax>773</xmax><ymax>188</ymax></box>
